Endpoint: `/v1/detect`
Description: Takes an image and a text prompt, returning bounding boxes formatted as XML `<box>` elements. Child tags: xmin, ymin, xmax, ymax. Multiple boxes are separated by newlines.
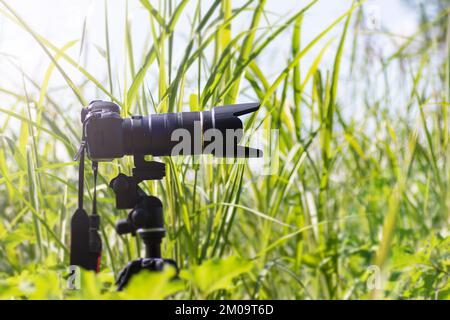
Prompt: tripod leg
<box><xmin>163</xmin><ymin>259</ymin><xmax>179</xmax><ymax>276</ymax></box>
<box><xmin>115</xmin><ymin>259</ymin><xmax>143</xmax><ymax>291</ymax></box>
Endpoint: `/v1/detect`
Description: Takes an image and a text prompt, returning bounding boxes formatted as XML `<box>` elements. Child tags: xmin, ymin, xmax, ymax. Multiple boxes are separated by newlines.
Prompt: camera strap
<box><xmin>70</xmin><ymin>122</ymin><xmax>102</xmax><ymax>272</ymax></box>
<box><xmin>89</xmin><ymin>161</ymin><xmax>102</xmax><ymax>270</ymax></box>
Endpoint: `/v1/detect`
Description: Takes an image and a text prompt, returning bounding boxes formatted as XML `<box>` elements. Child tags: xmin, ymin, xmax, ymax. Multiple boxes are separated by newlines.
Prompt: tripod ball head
<box><xmin>115</xmin><ymin>196</ymin><xmax>164</xmax><ymax>236</ymax></box>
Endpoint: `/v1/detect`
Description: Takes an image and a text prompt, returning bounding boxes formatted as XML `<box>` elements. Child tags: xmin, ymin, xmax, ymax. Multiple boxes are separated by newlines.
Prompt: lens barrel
<box><xmin>123</xmin><ymin>112</ymin><xmax>205</xmax><ymax>156</ymax></box>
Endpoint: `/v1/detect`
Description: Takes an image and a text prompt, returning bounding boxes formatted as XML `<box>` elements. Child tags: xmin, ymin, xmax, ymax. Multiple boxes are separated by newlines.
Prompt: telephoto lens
<box><xmin>83</xmin><ymin>100</ymin><xmax>262</xmax><ymax>161</ymax></box>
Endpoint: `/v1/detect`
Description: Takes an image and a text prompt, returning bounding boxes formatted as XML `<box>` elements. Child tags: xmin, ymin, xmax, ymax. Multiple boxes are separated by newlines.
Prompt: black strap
<box><xmin>70</xmin><ymin>117</ymin><xmax>101</xmax><ymax>272</ymax></box>
<box><xmin>89</xmin><ymin>161</ymin><xmax>102</xmax><ymax>256</ymax></box>
<box><xmin>75</xmin><ymin>144</ymin><xmax>86</xmax><ymax>209</ymax></box>
<box><xmin>92</xmin><ymin>161</ymin><xmax>98</xmax><ymax>215</ymax></box>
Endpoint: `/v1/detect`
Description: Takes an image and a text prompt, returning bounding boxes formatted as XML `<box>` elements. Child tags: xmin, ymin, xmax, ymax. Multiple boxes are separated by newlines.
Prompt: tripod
<box><xmin>109</xmin><ymin>156</ymin><xmax>178</xmax><ymax>290</ymax></box>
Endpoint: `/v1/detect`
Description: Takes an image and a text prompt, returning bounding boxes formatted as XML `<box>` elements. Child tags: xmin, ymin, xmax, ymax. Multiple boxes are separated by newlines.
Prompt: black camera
<box><xmin>81</xmin><ymin>100</ymin><xmax>262</xmax><ymax>161</ymax></box>
<box><xmin>71</xmin><ymin>100</ymin><xmax>262</xmax><ymax>286</ymax></box>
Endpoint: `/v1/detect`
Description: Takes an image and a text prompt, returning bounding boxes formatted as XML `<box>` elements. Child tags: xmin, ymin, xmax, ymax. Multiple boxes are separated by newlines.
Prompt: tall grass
<box><xmin>0</xmin><ymin>0</ymin><xmax>448</xmax><ymax>299</ymax></box>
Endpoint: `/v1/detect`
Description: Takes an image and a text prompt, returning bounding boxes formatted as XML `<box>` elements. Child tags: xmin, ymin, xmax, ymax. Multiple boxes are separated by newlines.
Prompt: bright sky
<box><xmin>0</xmin><ymin>0</ymin><xmax>418</xmax><ymax>109</ymax></box>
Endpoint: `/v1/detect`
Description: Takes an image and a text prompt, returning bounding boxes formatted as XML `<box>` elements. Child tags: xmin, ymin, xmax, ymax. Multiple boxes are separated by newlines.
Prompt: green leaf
<box><xmin>119</xmin><ymin>267</ymin><xmax>183</xmax><ymax>299</ymax></box>
<box><xmin>181</xmin><ymin>256</ymin><xmax>252</xmax><ymax>295</ymax></box>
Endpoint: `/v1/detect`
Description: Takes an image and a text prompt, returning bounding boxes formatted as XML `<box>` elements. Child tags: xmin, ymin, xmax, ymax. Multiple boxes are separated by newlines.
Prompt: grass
<box><xmin>0</xmin><ymin>0</ymin><xmax>449</xmax><ymax>299</ymax></box>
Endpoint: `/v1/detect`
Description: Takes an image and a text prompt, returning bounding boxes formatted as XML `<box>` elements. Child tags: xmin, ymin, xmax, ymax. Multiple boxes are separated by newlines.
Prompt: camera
<box><xmin>71</xmin><ymin>100</ymin><xmax>262</xmax><ymax>284</ymax></box>
<box><xmin>81</xmin><ymin>100</ymin><xmax>262</xmax><ymax>161</ymax></box>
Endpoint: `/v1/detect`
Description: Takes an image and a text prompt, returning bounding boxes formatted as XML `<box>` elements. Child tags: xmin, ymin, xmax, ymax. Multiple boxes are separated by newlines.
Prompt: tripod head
<box><xmin>109</xmin><ymin>156</ymin><xmax>165</xmax><ymax>209</ymax></box>
<box><xmin>109</xmin><ymin>155</ymin><xmax>178</xmax><ymax>290</ymax></box>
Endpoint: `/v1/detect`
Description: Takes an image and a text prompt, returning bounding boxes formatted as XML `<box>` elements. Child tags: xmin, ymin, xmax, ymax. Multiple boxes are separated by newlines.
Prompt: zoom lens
<box><xmin>84</xmin><ymin>101</ymin><xmax>261</xmax><ymax>160</ymax></box>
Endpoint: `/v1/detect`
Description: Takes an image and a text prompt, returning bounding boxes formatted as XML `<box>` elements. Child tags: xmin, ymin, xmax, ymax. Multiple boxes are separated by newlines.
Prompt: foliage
<box><xmin>0</xmin><ymin>0</ymin><xmax>448</xmax><ymax>299</ymax></box>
